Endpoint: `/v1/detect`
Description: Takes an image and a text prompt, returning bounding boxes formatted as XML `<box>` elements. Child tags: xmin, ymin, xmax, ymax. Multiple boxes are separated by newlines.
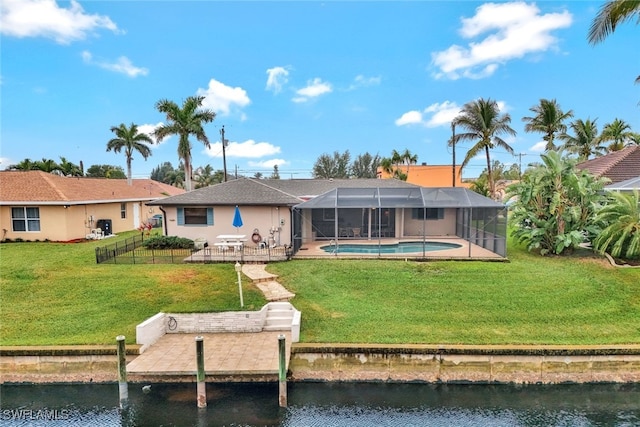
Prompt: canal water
<box><xmin>1</xmin><ymin>382</ymin><xmax>639</xmax><ymax>426</ymax></box>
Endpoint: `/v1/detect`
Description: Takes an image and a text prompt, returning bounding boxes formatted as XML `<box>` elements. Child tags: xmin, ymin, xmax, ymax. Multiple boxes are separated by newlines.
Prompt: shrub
<box><xmin>142</xmin><ymin>236</ymin><xmax>194</xmax><ymax>250</ymax></box>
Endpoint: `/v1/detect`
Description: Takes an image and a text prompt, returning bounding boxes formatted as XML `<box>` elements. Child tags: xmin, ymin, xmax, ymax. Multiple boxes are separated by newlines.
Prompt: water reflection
<box><xmin>1</xmin><ymin>382</ymin><xmax>639</xmax><ymax>426</ymax></box>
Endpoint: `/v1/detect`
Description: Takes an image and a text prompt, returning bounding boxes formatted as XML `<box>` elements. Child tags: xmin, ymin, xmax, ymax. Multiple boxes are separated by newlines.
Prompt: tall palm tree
<box><xmin>400</xmin><ymin>148</ymin><xmax>418</xmax><ymax>177</ymax></box>
<box><xmin>35</xmin><ymin>158</ymin><xmax>61</xmax><ymax>174</ymax></box>
<box><xmin>601</xmin><ymin>118</ymin><xmax>634</xmax><ymax>151</ymax></box>
<box><xmin>107</xmin><ymin>123</ymin><xmax>154</xmax><ymax>186</ymax></box>
<box><xmin>58</xmin><ymin>156</ymin><xmax>83</xmax><ymax>177</ymax></box>
<box><xmin>588</xmin><ymin>1</ymin><xmax>640</xmax><ymax>83</ymax></box>
<box><xmin>453</xmin><ymin>98</ymin><xmax>516</xmax><ymax>199</ymax></box>
<box><xmin>559</xmin><ymin>118</ymin><xmax>605</xmax><ymax>161</ymax></box>
<box><xmin>153</xmin><ymin>96</ymin><xmax>216</xmax><ymax>192</ymax></box>
<box><xmin>522</xmin><ymin>99</ymin><xmax>574</xmax><ymax>151</ymax></box>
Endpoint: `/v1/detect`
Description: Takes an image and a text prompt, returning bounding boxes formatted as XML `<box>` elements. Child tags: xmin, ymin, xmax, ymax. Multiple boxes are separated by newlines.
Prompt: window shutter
<box><xmin>207</xmin><ymin>208</ymin><xmax>213</xmax><ymax>225</ymax></box>
<box><xmin>177</xmin><ymin>207</ymin><xmax>185</xmax><ymax>225</ymax></box>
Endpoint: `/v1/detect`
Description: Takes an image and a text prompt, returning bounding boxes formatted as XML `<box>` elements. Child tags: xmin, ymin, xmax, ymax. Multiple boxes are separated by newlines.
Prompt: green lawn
<box><xmin>1</xmin><ymin>233</ymin><xmax>638</xmax><ymax>346</ymax></box>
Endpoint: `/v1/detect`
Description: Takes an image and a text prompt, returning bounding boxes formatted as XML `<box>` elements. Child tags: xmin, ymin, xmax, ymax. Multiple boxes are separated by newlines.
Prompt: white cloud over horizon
<box><xmin>530</xmin><ymin>141</ymin><xmax>547</xmax><ymax>152</ymax></box>
<box><xmin>82</xmin><ymin>51</ymin><xmax>148</xmax><ymax>77</ymax></box>
<box><xmin>137</xmin><ymin>123</ymin><xmax>167</xmax><ymax>145</ymax></box>
<box><xmin>247</xmin><ymin>158</ymin><xmax>289</xmax><ymax>169</ymax></box>
<box><xmin>292</xmin><ymin>78</ymin><xmax>332</xmax><ymax>103</ymax></box>
<box><xmin>396</xmin><ymin>101</ymin><xmax>462</xmax><ymax>127</ymax></box>
<box><xmin>197</xmin><ymin>78</ymin><xmax>251</xmax><ymax>117</ymax></box>
<box><xmin>0</xmin><ymin>0</ymin><xmax>120</xmax><ymax>44</ymax></box>
<box><xmin>205</xmin><ymin>139</ymin><xmax>281</xmax><ymax>159</ymax></box>
<box><xmin>431</xmin><ymin>2</ymin><xmax>572</xmax><ymax>80</ymax></box>
<box><xmin>266</xmin><ymin>66</ymin><xmax>290</xmax><ymax>94</ymax></box>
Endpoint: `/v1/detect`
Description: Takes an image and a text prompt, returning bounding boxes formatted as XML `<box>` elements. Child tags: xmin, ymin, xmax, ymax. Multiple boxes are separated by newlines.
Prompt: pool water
<box><xmin>321</xmin><ymin>241</ymin><xmax>462</xmax><ymax>254</ymax></box>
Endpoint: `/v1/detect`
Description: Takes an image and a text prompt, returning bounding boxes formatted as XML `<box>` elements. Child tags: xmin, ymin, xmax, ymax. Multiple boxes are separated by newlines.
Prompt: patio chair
<box><xmin>352</xmin><ymin>228</ymin><xmax>361</xmax><ymax>238</ymax></box>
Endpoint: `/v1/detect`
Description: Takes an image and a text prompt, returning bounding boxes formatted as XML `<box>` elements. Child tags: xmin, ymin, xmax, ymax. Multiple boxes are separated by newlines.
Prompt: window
<box><xmin>322</xmin><ymin>208</ymin><xmax>335</xmax><ymax>221</ymax></box>
<box><xmin>11</xmin><ymin>207</ymin><xmax>40</xmax><ymax>232</ymax></box>
<box><xmin>411</xmin><ymin>208</ymin><xmax>444</xmax><ymax>220</ymax></box>
<box><xmin>120</xmin><ymin>203</ymin><xmax>127</xmax><ymax>219</ymax></box>
<box><xmin>177</xmin><ymin>207</ymin><xmax>213</xmax><ymax>226</ymax></box>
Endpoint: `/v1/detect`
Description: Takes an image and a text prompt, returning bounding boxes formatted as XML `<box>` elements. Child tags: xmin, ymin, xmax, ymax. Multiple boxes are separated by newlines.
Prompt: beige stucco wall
<box><xmin>401</xmin><ymin>208</ymin><xmax>456</xmax><ymax>237</ymax></box>
<box><xmin>163</xmin><ymin>205</ymin><xmax>293</xmax><ymax>247</ymax></box>
<box><xmin>0</xmin><ymin>202</ymin><xmax>161</xmax><ymax>242</ymax></box>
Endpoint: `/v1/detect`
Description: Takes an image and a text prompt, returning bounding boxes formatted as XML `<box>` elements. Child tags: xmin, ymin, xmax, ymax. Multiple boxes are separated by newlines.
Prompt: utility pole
<box><xmin>221</xmin><ymin>126</ymin><xmax>228</xmax><ymax>182</ymax></box>
<box><xmin>517</xmin><ymin>153</ymin><xmax>526</xmax><ymax>179</ymax></box>
<box><xmin>451</xmin><ymin>123</ymin><xmax>456</xmax><ymax>187</ymax></box>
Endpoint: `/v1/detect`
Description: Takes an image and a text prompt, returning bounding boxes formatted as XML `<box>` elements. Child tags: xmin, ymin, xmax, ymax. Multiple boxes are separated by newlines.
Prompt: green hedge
<box><xmin>142</xmin><ymin>236</ymin><xmax>194</xmax><ymax>250</ymax></box>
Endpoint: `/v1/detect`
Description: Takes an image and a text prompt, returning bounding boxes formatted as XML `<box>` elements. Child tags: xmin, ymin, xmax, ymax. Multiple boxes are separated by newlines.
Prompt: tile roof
<box><xmin>576</xmin><ymin>146</ymin><xmax>640</xmax><ymax>184</ymax></box>
<box><xmin>0</xmin><ymin>170</ymin><xmax>184</xmax><ymax>205</ymax></box>
<box><xmin>147</xmin><ymin>177</ymin><xmax>419</xmax><ymax>206</ymax></box>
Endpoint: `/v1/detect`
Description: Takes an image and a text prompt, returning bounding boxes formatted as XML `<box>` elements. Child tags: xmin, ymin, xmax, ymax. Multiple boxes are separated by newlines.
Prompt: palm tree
<box><xmin>153</xmin><ymin>96</ymin><xmax>216</xmax><ymax>192</ymax></box>
<box><xmin>453</xmin><ymin>98</ymin><xmax>516</xmax><ymax>199</ymax></box>
<box><xmin>588</xmin><ymin>1</ymin><xmax>640</xmax><ymax>83</ymax></box>
<box><xmin>35</xmin><ymin>158</ymin><xmax>61</xmax><ymax>173</ymax></box>
<box><xmin>107</xmin><ymin>123</ymin><xmax>154</xmax><ymax>186</ymax></box>
<box><xmin>8</xmin><ymin>158</ymin><xmax>37</xmax><ymax>171</ymax></box>
<box><xmin>593</xmin><ymin>190</ymin><xmax>640</xmax><ymax>259</ymax></box>
<box><xmin>559</xmin><ymin>118</ymin><xmax>605</xmax><ymax>161</ymax></box>
<box><xmin>58</xmin><ymin>156</ymin><xmax>83</xmax><ymax>177</ymax></box>
<box><xmin>522</xmin><ymin>99</ymin><xmax>574</xmax><ymax>151</ymax></box>
<box><xmin>588</xmin><ymin>0</ymin><xmax>640</xmax><ymax>44</ymax></box>
<box><xmin>601</xmin><ymin>118</ymin><xmax>634</xmax><ymax>151</ymax></box>
<box><xmin>400</xmin><ymin>148</ymin><xmax>418</xmax><ymax>177</ymax></box>
<box><xmin>193</xmin><ymin>164</ymin><xmax>221</xmax><ymax>188</ymax></box>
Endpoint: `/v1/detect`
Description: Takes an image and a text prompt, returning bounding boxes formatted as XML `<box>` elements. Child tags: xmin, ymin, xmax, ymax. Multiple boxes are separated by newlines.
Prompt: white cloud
<box><xmin>431</xmin><ymin>2</ymin><xmax>572</xmax><ymax>80</ymax></box>
<box><xmin>530</xmin><ymin>141</ymin><xmax>547</xmax><ymax>152</ymax></box>
<box><xmin>82</xmin><ymin>51</ymin><xmax>148</xmax><ymax>77</ymax></box>
<box><xmin>247</xmin><ymin>159</ymin><xmax>289</xmax><ymax>168</ymax></box>
<box><xmin>266</xmin><ymin>66</ymin><xmax>290</xmax><ymax>94</ymax></box>
<box><xmin>293</xmin><ymin>78</ymin><xmax>332</xmax><ymax>102</ymax></box>
<box><xmin>396</xmin><ymin>101</ymin><xmax>462</xmax><ymax>127</ymax></box>
<box><xmin>137</xmin><ymin>123</ymin><xmax>167</xmax><ymax>145</ymax></box>
<box><xmin>395</xmin><ymin>111</ymin><xmax>423</xmax><ymax>126</ymax></box>
<box><xmin>197</xmin><ymin>78</ymin><xmax>251</xmax><ymax>116</ymax></box>
<box><xmin>205</xmin><ymin>139</ymin><xmax>281</xmax><ymax>159</ymax></box>
<box><xmin>349</xmin><ymin>74</ymin><xmax>381</xmax><ymax>90</ymax></box>
<box><xmin>0</xmin><ymin>0</ymin><xmax>120</xmax><ymax>44</ymax></box>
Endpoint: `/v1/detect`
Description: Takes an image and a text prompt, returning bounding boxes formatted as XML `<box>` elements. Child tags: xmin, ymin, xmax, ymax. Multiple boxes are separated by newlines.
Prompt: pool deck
<box><xmin>294</xmin><ymin>237</ymin><xmax>504</xmax><ymax>260</ymax></box>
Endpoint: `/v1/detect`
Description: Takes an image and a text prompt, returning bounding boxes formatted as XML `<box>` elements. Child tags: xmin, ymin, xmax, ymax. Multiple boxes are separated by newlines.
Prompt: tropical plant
<box><xmin>400</xmin><ymin>148</ymin><xmax>418</xmax><ymax>177</ymax></box>
<box><xmin>34</xmin><ymin>158</ymin><xmax>60</xmax><ymax>173</ymax></box>
<box><xmin>150</xmin><ymin>161</ymin><xmax>176</xmax><ymax>183</ymax></box>
<box><xmin>270</xmin><ymin>164</ymin><xmax>281</xmax><ymax>179</ymax></box>
<box><xmin>193</xmin><ymin>164</ymin><xmax>222</xmax><ymax>188</ymax></box>
<box><xmin>7</xmin><ymin>158</ymin><xmax>38</xmax><ymax>171</ymax></box>
<box><xmin>521</xmin><ymin>99</ymin><xmax>574</xmax><ymax>151</ymax></box>
<box><xmin>312</xmin><ymin>150</ymin><xmax>351</xmax><ymax>179</ymax></box>
<box><xmin>85</xmin><ymin>164</ymin><xmax>126</xmax><ymax>179</ymax></box>
<box><xmin>588</xmin><ymin>0</ymin><xmax>640</xmax><ymax>84</ymax></box>
<box><xmin>350</xmin><ymin>152</ymin><xmax>381</xmax><ymax>179</ymax></box>
<box><xmin>58</xmin><ymin>157</ymin><xmax>83</xmax><ymax>176</ymax></box>
<box><xmin>253</xmin><ymin>172</ymin><xmax>264</xmax><ymax>179</ymax></box>
<box><xmin>154</xmin><ymin>96</ymin><xmax>216</xmax><ymax>191</ymax></box>
<box><xmin>559</xmin><ymin>118</ymin><xmax>605</xmax><ymax>161</ymax></box>
<box><xmin>600</xmin><ymin>118</ymin><xmax>635</xmax><ymax>151</ymax></box>
<box><xmin>507</xmin><ymin>151</ymin><xmax>608</xmax><ymax>256</ymax></box>
<box><xmin>593</xmin><ymin>190</ymin><xmax>640</xmax><ymax>259</ymax></box>
<box><xmin>453</xmin><ymin>98</ymin><xmax>516</xmax><ymax>199</ymax></box>
<box><xmin>106</xmin><ymin>123</ymin><xmax>154</xmax><ymax>185</ymax></box>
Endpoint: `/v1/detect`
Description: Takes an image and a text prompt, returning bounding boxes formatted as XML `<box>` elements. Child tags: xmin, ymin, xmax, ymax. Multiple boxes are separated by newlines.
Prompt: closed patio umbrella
<box><xmin>232</xmin><ymin>205</ymin><xmax>243</xmax><ymax>230</ymax></box>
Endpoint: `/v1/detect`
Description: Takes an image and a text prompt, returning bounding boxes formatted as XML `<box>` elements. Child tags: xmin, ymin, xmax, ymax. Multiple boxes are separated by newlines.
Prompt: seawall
<box><xmin>2</xmin><ymin>344</ymin><xmax>640</xmax><ymax>384</ymax></box>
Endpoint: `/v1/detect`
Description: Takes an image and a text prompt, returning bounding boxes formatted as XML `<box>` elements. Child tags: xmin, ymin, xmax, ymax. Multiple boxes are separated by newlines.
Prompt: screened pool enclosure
<box><xmin>291</xmin><ymin>187</ymin><xmax>507</xmax><ymax>258</ymax></box>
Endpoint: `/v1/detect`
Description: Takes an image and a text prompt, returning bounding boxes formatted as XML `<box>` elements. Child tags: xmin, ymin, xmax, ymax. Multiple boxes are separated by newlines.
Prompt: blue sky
<box><xmin>1</xmin><ymin>1</ymin><xmax>638</xmax><ymax>179</ymax></box>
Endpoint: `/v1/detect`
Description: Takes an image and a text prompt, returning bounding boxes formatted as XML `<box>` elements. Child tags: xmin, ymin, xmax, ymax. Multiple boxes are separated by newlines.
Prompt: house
<box><xmin>377</xmin><ymin>164</ymin><xmax>470</xmax><ymax>188</ymax></box>
<box><xmin>604</xmin><ymin>176</ymin><xmax>640</xmax><ymax>193</ymax></box>
<box><xmin>148</xmin><ymin>177</ymin><xmax>507</xmax><ymax>258</ymax></box>
<box><xmin>0</xmin><ymin>170</ymin><xmax>184</xmax><ymax>242</ymax></box>
<box><xmin>576</xmin><ymin>145</ymin><xmax>640</xmax><ymax>184</ymax></box>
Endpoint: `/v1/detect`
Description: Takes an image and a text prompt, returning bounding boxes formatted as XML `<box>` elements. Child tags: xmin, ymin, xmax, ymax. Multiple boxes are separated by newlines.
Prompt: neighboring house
<box><xmin>0</xmin><ymin>171</ymin><xmax>184</xmax><ymax>242</ymax></box>
<box><xmin>576</xmin><ymin>146</ymin><xmax>640</xmax><ymax>184</ymax></box>
<box><xmin>605</xmin><ymin>176</ymin><xmax>640</xmax><ymax>193</ymax></box>
<box><xmin>148</xmin><ymin>177</ymin><xmax>507</xmax><ymax>258</ymax></box>
<box><xmin>377</xmin><ymin>164</ymin><xmax>470</xmax><ymax>188</ymax></box>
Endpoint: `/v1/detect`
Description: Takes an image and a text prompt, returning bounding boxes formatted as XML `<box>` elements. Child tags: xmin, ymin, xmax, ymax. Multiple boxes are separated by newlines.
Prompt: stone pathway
<box><xmin>241</xmin><ymin>264</ymin><xmax>295</xmax><ymax>302</ymax></box>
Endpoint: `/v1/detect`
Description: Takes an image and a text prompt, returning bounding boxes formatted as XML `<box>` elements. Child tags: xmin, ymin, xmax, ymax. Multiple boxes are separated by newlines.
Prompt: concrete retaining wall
<box><xmin>290</xmin><ymin>344</ymin><xmax>640</xmax><ymax>384</ymax></box>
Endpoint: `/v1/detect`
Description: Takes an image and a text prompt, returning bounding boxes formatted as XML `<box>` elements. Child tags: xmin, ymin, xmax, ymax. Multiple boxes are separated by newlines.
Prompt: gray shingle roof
<box><xmin>605</xmin><ymin>176</ymin><xmax>640</xmax><ymax>191</ymax></box>
<box><xmin>148</xmin><ymin>177</ymin><xmax>419</xmax><ymax>206</ymax></box>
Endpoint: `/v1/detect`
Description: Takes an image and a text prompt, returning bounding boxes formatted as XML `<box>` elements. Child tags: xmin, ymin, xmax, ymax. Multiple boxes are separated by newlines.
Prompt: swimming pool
<box><xmin>321</xmin><ymin>241</ymin><xmax>462</xmax><ymax>254</ymax></box>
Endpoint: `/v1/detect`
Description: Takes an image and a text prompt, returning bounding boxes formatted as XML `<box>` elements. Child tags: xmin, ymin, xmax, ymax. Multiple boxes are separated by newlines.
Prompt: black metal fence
<box><xmin>96</xmin><ymin>235</ymin><xmax>293</xmax><ymax>264</ymax></box>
